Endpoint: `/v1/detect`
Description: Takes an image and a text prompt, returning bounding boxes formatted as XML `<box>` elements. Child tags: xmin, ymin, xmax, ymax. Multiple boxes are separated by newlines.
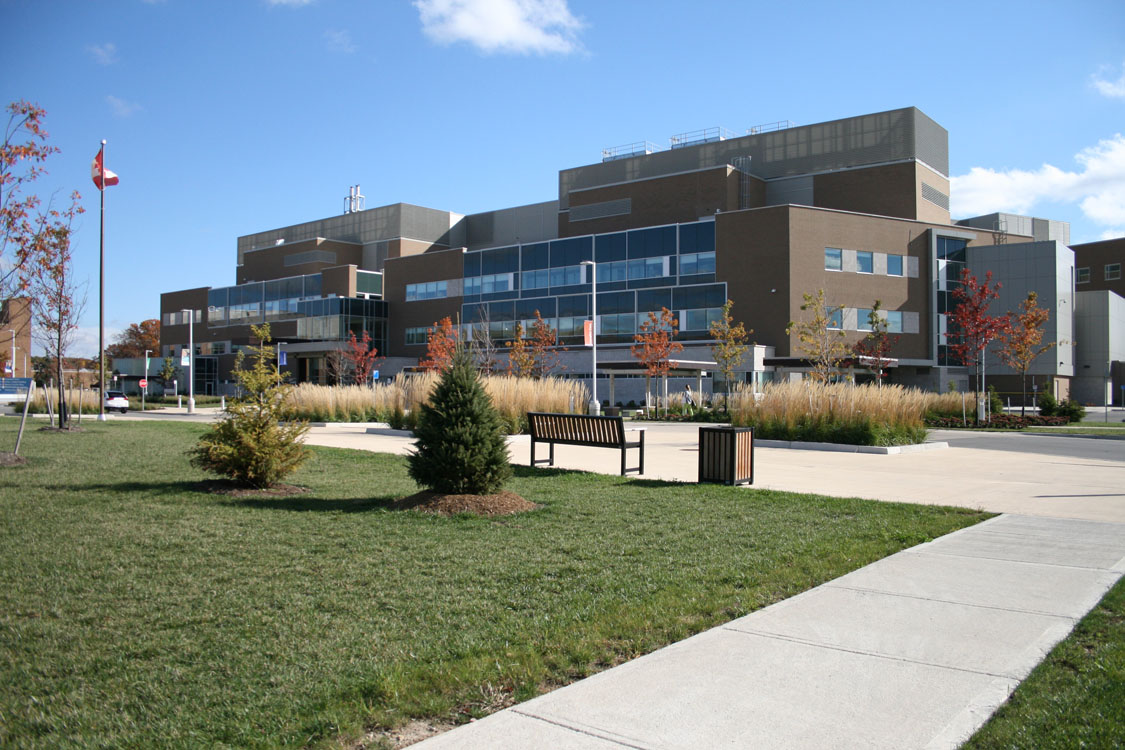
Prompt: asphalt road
<box><xmin>931</xmin><ymin>429</ymin><xmax>1125</xmax><ymax>461</ymax></box>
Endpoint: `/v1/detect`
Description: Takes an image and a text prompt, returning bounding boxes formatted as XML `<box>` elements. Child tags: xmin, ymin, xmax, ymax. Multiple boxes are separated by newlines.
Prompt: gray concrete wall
<box><xmin>967</xmin><ymin>240</ymin><xmax>1075</xmax><ymax>377</ymax></box>
<box><xmin>1072</xmin><ymin>290</ymin><xmax>1125</xmax><ymax>405</ymax></box>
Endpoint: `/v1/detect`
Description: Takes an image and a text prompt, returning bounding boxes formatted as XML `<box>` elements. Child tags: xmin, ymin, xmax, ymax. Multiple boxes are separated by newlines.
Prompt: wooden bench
<box><xmin>527</xmin><ymin>412</ymin><xmax>645</xmax><ymax>476</ymax></box>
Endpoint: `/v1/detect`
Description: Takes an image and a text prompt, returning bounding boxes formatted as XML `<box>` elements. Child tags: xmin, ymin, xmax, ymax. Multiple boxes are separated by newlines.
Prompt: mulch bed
<box><xmin>0</xmin><ymin>452</ymin><xmax>28</xmax><ymax>467</ymax></box>
<box><xmin>392</xmin><ymin>490</ymin><xmax>537</xmax><ymax>516</ymax></box>
<box><xmin>195</xmin><ymin>480</ymin><xmax>311</xmax><ymax>498</ymax></box>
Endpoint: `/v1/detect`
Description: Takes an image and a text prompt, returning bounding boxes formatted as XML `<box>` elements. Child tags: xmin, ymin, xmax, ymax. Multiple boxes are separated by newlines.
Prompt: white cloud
<box><xmin>267</xmin><ymin>0</ymin><xmax>315</xmax><ymax>6</ymax></box>
<box><xmin>87</xmin><ymin>42</ymin><xmax>117</xmax><ymax>65</ymax></box>
<box><xmin>1091</xmin><ymin>62</ymin><xmax>1125</xmax><ymax>99</ymax></box>
<box><xmin>415</xmin><ymin>0</ymin><xmax>584</xmax><ymax>55</ymax></box>
<box><xmin>1100</xmin><ymin>228</ymin><xmax>1125</xmax><ymax>241</ymax></box>
<box><xmin>106</xmin><ymin>95</ymin><xmax>142</xmax><ymax>118</ymax></box>
<box><xmin>951</xmin><ymin>134</ymin><xmax>1125</xmax><ymax>231</ymax></box>
<box><xmin>324</xmin><ymin>29</ymin><xmax>356</xmax><ymax>54</ymax></box>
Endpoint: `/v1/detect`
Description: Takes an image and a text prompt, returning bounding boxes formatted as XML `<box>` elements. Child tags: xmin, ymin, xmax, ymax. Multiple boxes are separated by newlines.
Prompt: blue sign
<box><xmin>278</xmin><ymin>350</ymin><xmax>287</xmax><ymax>366</ymax></box>
<box><xmin>371</xmin><ymin>370</ymin><xmax>380</xmax><ymax>381</ymax></box>
<box><xmin>0</xmin><ymin>377</ymin><xmax>33</xmax><ymax>394</ymax></box>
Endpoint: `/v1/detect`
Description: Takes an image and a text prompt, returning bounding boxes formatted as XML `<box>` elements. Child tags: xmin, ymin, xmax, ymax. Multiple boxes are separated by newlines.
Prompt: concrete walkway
<box><xmin>413</xmin><ymin>513</ymin><xmax>1125</xmax><ymax>749</ymax></box>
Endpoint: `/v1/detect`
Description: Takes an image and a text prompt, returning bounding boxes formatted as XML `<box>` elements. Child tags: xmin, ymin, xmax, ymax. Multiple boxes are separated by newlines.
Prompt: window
<box><xmin>1106</xmin><ymin>263</ymin><xmax>1121</xmax><ymax>281</ymax></box>
<box><xmin>405</xmin><ymin>280</ymin><xmax>447</xmax><ymax>302</ymax></box>
<box><xmin>856</xmin><ymin>308</ymin><xmax>873</xmax><ymax>331</ymax></box>
<box><xmin>857</xmin><ymin>251</ymin><xmax>873</xmax><ymax>274</ymax></box>
<box><xmin>886</xmin><ymin>311</ymin><xmax>903</xmax><ymax>333</ymax></box>
<box><xmin>886</xmin><ymin>254</ymin><xmax>903</xmax><ymax>276</ymax></box>
<box><xmin>825</xmin><ymin>247</ymin><xmax>842</xmax><ymax>271</ymax></box>
<box><xmin>1077</xmin><ymin>267</ymin><xmax>1090</xmax><ymax>284</ymax></box>
<box><xmin>679</xmin><ymin>251</ymin><xmax>715</xmax><ymax>276</ymax></box>
<box><xmin>827</xmin><ymin>309</ymin><xmax>843</xmax><ymax>329</ymax></box>
<box><xmin>405</xmin><ymin>327</ymin><xmax>428</xmax><ymax>345</ymax></box>
<box><xmin>522</xmin><ymin>268</ymin><xmax>550</xmax><ymax>290</ymax></box>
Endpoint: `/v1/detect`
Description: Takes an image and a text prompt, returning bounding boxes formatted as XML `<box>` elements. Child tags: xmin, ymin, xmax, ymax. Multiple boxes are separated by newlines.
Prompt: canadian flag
<box><xmin>90</xmin><ymin>146</ymin><xmax>119</xmax><ymax>190</ymax></box>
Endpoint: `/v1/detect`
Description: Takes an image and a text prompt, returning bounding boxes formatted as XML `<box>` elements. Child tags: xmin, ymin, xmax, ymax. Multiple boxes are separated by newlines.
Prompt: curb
<box><xmin>754</xmin><ymin>439</ymin><xmax>949</xmax><ymax>454</ymax></box>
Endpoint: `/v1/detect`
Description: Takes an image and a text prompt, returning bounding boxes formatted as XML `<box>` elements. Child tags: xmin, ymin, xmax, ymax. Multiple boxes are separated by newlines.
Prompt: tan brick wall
<box><xmin>237</xmin><ymin>238</ymin><xmax>362</xmax><ymax>284</ymax></box>
<box><xmin>560</xmin><ymin>167</ymin><xmax>742</xmax><ymax>237</ymax></box>
<box><xmin>383</xmin><ymin>248</ymin><xmax>465</xmax><ymax>357</ymax></box>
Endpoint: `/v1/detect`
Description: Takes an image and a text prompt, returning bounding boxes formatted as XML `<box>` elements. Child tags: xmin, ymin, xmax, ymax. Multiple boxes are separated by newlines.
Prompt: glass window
<box><xmin>522</xmin><ymin>268</ymin><xmax>550</xmax><ymax>290</ymax></box>
<box><xmin>595</xmin><ymin>233</ymin><xmax>626</xmax><ymax>263</ymax></box>
<box><xmin>521</xmin><ymin>242</ymin><xmax>549</xmax><ymax>270</ymax></box>
<box><xmin>1106</xmin><ymin>263</ymin><xmax>1121</xmax><ymax>281</ymax></box>
<box><xmin>680</xmin><ymin>252</ymin><xmax>716</xmax><ymax>276</ymax></box>
<box><xmin>886</xmin><ymin>311</ymin><xmax>903</xmax><ymax>333</ymax></box>
<box><xmin>857</xmin><ymin>251</ymin><xmax>874</xmax><ymax>274</ymax></box>
<box><xmin>887</xmin><ymin>254</ymin><xmax>903</xmax><ymax>276</ymax></box>
<box><xmin>937</xmin><ymin>237</ymin><xmax>967</xmax><ymax>262</ymax></box>
<box><xmin>1077</xmin><ymin>267</ymin><xmax>1090</xmax><ymax>284</ymax></box>
<box><xmin>636</xmin><ymin>288</ymin><xmax>671</xmax><ymax>313</ymax></box>
<box><xmin>857</xmin><ymin>308</ymin><xmax>873</xmax><ymax>331</ymax></box>
<box><xmin>827</xmin><ymin>309</ymin><xmax>843</xmax><ymax>329</ymax></box>
<box><xmin>825</xmin><ymin>247</ymin><xmax>842</xmax><ymax>271</ymax></box>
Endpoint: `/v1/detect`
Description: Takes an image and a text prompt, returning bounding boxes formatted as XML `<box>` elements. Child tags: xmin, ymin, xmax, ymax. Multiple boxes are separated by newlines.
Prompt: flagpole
<box><xmin>98</xmin><ymin>140</ymin><xmax>106</xmax><ymax>421</ymax></box>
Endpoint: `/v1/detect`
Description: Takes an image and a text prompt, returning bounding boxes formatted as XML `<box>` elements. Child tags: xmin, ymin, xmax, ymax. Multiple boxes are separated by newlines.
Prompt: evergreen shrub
<box><xmin>406</xmin><ymin>349</ymin><xmax>511</xmax><ymax>495</ymax></box>
<box><xmin>189</xmin><ymin>324</ymin><xmax>310</xmax><ymax>488</ymax></box>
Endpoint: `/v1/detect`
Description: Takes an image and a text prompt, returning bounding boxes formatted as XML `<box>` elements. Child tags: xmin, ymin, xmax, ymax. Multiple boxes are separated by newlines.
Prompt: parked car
<box><xmin>104</xmin><ymin>390</ymin><xmax>129</xmax><ymax>413</ymax></box>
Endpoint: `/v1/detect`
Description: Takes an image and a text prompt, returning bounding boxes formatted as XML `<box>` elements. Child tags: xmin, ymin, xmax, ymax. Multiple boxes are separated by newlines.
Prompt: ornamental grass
<box><xmin>284</xmin><ymin>374</ymin><xmax>588</xmax><ymax>433</ymax></box>
<box><xmin>727</xmin><ymin>381</ymin><xmax>929</xmax><ymax>446</ymax></box>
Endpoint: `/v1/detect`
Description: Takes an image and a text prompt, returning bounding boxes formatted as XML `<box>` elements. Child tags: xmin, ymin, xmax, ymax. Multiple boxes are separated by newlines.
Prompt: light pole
<box><xmin>180</xmin><ymin>309</ymin><xmax>195</xmax><ymax>414</ymax></box>
<box><xmin>143</xmin><ymin>348</ymin><xmax>151</xmax><ymax>412</ymax></box>
<box><xmin>579</xmin><ymin>260</ymin><xmax>599</xmax><ymax>415</ymax></box>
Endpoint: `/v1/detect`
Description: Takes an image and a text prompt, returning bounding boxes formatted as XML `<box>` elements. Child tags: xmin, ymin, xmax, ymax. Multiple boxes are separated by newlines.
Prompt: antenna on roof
<box><xmin>344</xmin><ymin>184</ymin><xmax>365</xmax><ymax>214</ymax></box>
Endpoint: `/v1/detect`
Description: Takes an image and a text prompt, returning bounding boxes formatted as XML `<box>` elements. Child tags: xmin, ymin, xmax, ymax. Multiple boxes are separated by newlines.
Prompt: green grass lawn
<box><xmin>963</xmin><ymin>576</ymin><xmax>1125</xmax><ymax>749</ymax></box>
<box><xmin>0</xmin><ymin>419</ymin><xmax>987</xmax><ymax>749</ymax></box>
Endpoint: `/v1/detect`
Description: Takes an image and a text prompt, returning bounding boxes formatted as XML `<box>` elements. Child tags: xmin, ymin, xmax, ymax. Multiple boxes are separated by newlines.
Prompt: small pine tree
<box><xmin>407</xmin><ymin>347</ymin><xmax>511</xmax><ymax>495</ymax></box>
<box><xmin>189</xmin><ymin>324</ymin><xmax>310</xmax><ymax>488</ymax></box>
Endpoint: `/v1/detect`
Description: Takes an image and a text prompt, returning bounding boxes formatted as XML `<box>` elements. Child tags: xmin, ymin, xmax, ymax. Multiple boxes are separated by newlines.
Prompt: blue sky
<box><xmin>3</xmin><ymin>0</ymin><xmax>1124</xmax><ymax>357</ymax></box>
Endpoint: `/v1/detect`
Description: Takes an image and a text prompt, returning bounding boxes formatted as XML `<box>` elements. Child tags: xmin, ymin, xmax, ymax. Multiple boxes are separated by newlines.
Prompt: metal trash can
<box><xmin>698</xmin><ymin>426</ymin><xmax>754</xmax><ymax>485</ymax></box>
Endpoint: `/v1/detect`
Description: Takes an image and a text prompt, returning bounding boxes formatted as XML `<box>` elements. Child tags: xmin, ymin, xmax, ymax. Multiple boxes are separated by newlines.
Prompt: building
<box><xmin>161</xmin><ymin>107</ymin><xmax>1123</xmax><ymax>405</ymax></box>
<box><xmin>0</xmin><ymin>297</ymin><xmax>33</xmax><ymax>379</ymax></box>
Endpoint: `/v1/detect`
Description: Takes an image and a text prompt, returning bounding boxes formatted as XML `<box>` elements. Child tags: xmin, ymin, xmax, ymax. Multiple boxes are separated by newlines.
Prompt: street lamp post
<box><xmin>579</xmin><ymin>260</ymin><xmax>599</xmax><ymax>415</ymax></box>
<box><xmin>180</xmin><ymin>309</ymin><xmax>195</xmax><ymax>414</ymax></box>
<box><xmin>143</xmin><ymin>348</ymin><xmax>151</xmax><ymax>412</ymax></box>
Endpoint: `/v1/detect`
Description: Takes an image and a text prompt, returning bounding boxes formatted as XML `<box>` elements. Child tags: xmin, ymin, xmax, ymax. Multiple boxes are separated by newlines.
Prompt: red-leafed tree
<box><xmin>106</xmin><ymin>319</ymin><xmax>160</xmax><ymax>359</ymax></box>
<box><xmin>853</xmin><ymin>300</ymin><xmax>899</xmax><ymax>387</ymax></box>
<box><xmin>2</xmin><ymin>101</ymin><xmax>63</xmax><ymax>299</ymax></box>
<box><xmin>948</xmin><ymin>269</ymin><xmax>1010</xmax><ymax>416</ymax></box>
<box><xmin>344</xmin><ymin>330</ymin><xmax>383</xmax><ymax>385</ymax></box>
<box><xmin>997</xmin><ymin>291</ymin><xmax>1054</xmax><ymax>417</ymax></box>
<box><xmin>419</xmin><ymin>316</ymin><xmax>459</xmax><ymax>372</ymax></box>
<box><xmin>631</xmin><ymin>307</ymin><xmax>683</xmax><ymax>414</ymax></box>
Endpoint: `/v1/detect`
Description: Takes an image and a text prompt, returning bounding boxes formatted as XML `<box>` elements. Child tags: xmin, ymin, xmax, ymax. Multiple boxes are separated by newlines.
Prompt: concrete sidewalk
<box><xmin>414</xmin><ymin>514</ymin><xmax>1125</xmax><ymax>749</ymax></box>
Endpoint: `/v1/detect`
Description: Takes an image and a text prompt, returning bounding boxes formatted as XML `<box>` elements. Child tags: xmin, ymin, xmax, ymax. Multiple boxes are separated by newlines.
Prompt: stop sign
<box><xmin>139</xmin><ymin>378</ymin><xmax>148</xmax><ymax>388</ymax></box>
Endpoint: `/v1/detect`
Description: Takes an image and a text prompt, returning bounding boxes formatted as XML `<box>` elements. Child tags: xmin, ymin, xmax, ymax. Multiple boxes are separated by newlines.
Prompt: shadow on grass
<box><xmin>511</xmin><ymin>465</ymin><xmax>584</xmax><ymax>479</ymax></box>
<box><xmin>230</xmin><ymin>495</ymin><xmax>397</xmax><ymax>513</ymax></box>
<box><xmin>626</xmin><ymin>477</ymin><xmax>692</xmax><ymax>489</ymax></box>
<box><xmin>51</xmin><ymin>480</ymin><xmax>204</xmax><ymax>495</ymax></box>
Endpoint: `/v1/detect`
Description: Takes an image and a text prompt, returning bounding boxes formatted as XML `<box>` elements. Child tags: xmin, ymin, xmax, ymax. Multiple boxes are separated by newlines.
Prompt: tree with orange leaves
<box><xmin>631</xmin><ymin>307</ymin><xmax>683</xmax><ymax>414</ymax></box>
<box><xmin>528</xmin><ymin>310</ymin><xmax>565</xmax><ymax>378</ymax></box>
<box><xmin>344</xmin><ymin>330</ymin><xmax>383</xmax><ymax>385</ymax></box>
<box><xmin>997</xmin><ymin>291</ymin><xmax>1054</xmax><ymax>417</ymax></box>
<box><xmin>419</xmin><ymin>316</ymin><xmax>459</xmax><ymax>372</ymax></box>
<box><xmin>505</xmin><ymin>322</ymin><xmax>534</xmax><ymax>377</ymax></box>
